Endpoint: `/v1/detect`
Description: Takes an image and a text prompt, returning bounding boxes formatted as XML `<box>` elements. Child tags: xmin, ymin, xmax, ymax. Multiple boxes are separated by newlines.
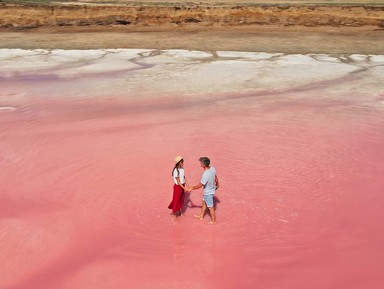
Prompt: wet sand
<box><xmin>1</xmin><ymin>25</ymin><xmax>384</xmax><ymax>55</ymax></box>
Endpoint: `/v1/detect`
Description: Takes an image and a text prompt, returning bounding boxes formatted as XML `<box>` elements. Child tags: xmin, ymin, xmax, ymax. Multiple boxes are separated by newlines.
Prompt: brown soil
<box><xmin>2</xmin><ymin>2</ymin><xmax>384</xmax><ymax>28</ymax></box>
<box><xmin>1</xmin><ymin>1</ymin><xmax>384</xmax><ymax>54</ymax></box>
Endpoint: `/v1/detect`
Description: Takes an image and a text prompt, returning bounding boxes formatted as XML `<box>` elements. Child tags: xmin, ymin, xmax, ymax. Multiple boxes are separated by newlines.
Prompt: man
<box><xmin>188</xmin><ymin>157</ymin><xmax>219</xmax><ymax>224</ymax></box>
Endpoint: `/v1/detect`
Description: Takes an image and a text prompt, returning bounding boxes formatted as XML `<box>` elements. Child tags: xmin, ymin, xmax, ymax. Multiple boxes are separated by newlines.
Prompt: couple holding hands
<box><xmin>168</xmin><ymin>156</ymin><xmax>219</xmax><ymax>224</ymax></box>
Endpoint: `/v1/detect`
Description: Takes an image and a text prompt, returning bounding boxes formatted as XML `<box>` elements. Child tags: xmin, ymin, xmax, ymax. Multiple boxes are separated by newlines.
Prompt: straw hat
<box><xmin>174</xmin><ymin>156</ymin><xmax>183</xmax><ymax>164</ymax></box>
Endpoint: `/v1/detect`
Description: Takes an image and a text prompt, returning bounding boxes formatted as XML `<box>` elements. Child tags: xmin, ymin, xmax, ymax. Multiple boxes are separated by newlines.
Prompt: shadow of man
<box><xmin>213</xmin><ymin>195</ymin><xmax>221</xmax><ymax>211</ymax></box>
<box><xmin>183</xmin><ymin>193</ymin><xmax>222</xmax><ymax>219</ymax></box>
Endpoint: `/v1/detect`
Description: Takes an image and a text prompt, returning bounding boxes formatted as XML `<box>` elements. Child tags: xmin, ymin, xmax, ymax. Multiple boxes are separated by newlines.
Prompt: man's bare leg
<box><xmin>207</xmin><ymin>207</ymin><xmax>216</xmax><ymax>224</ymax></box>
<box><xmin>194</xmin><ymin>201</ymin><xmax>206</xmax><ymax>220</ymax></box>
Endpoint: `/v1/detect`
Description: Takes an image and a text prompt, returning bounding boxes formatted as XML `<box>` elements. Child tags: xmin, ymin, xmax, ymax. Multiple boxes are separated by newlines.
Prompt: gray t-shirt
<box><xmin>200</xmin><ymin>166</ymin><xmax>216</xmax><ymax>195</ymax></box>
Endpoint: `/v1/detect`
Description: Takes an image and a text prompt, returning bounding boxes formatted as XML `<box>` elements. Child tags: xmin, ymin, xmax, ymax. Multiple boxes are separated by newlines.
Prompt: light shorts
<box><xmin>203</xmin><ymin>194</ymin><xmax>214</xmax><ymax>208</ymax></box>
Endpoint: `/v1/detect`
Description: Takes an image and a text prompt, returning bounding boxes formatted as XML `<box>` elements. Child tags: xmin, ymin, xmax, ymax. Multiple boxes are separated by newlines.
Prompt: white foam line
<box><xmin>0</xmin><ymin>106</ymin><xmax>16</xmax><ymax>111</ymax></box>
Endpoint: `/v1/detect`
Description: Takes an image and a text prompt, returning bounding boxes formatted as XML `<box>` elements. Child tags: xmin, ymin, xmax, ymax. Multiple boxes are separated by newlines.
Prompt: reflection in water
<box><xmin>1</xmin><ymin>49</ymin><xmax>384</xmax><ymax>289</ymax></box>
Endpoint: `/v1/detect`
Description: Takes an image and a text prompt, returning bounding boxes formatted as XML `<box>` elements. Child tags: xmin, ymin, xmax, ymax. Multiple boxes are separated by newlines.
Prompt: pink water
<box><xmin>1</xmin><ymin>50</ymin><xmax>384</xmax><ymax>289</ymax></box>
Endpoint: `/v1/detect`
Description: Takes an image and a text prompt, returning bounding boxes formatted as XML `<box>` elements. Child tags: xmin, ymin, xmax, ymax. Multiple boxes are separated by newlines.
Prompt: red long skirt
<box><xmin>168</xmin><ymin>184</ymin><xmax>185</xmax><ymax>213</ymax></box>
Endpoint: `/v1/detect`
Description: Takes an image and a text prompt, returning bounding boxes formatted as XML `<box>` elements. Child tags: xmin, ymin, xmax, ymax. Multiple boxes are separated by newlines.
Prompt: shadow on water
<box><xmin>182</xmin><ymin>193</ymin><xmax>221</xmax><ymax>218</ymax></box>
<box><xmin>213</xmin><ymin>196</ymin><xmax>221</xmax><ymax>211</ymax></box>
<box><xmin>183</xmin><ymin>192</ymin><xmax>200</xmax><ymax>213</ymax></box>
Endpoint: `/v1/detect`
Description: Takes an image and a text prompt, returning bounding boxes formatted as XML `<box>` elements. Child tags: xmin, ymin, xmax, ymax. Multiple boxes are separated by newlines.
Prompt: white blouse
<box><xmin>173</xmin><ymin>167</ymin><xmax>185</xmax><ymax>185</ymax></box>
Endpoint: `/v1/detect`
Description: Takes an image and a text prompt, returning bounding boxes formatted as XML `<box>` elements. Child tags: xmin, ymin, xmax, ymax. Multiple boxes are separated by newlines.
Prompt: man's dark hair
<box><xmin>199</xmin><ymin>157</ymin><xmax>210</xmax><ymax>167</ymax></box>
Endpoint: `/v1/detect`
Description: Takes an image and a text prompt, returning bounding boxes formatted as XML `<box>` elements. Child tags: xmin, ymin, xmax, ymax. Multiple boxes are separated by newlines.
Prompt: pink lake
<box><xmin>1</xmin><ymin>49</ymin><xmax>384</xmax><ymax>289</ymax></box>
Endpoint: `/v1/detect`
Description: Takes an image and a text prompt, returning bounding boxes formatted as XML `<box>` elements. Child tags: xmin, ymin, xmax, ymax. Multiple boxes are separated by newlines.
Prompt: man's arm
<box><xmin>187</xmin><ymin>182</ymin><xmax>203</xmax><ymax>192</ymax></box>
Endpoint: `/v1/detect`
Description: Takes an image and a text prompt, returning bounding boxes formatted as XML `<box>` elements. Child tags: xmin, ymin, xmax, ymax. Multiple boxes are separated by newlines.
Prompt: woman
<box><xmin>168</xmin><ymin>156</ymin><xmax>188</xmax><ymax>218</ymax></box>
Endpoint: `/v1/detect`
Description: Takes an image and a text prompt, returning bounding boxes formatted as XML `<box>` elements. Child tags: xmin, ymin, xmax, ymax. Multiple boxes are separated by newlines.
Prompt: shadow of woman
<box><xmin>182</xmin><ymin>192</ymin><xmax>200</xmax><ymax>214</ymax></box>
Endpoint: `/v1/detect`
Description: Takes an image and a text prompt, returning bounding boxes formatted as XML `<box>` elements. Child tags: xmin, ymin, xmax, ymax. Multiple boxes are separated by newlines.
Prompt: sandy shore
<box><xmin>0</xmin><ymin>25</ymin><xmax>383</xmax><ymax>55</ymax></box>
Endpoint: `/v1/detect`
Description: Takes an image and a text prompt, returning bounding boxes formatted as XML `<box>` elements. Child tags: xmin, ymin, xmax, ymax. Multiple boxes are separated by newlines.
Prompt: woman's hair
<box><xmin>172</xmin><ymin>159</ymin><xmax>183</xmax><ymax>176</ymax></box>
<box><xmin>199</xmin><ymin>157</ymin><xmax>210</xmax><ymax>167</ymax></box>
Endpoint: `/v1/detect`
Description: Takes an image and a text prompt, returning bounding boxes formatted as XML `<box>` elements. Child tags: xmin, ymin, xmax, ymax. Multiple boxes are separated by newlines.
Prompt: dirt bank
<box><xmin>1</xmin><ymin>2</ymin><xmax>384</xmax><ymax>54</ymax></box>
<box><xmin>1</xmin><ymin>2</ymin><xmax>384</xmax><ymax>29</ymax></box>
